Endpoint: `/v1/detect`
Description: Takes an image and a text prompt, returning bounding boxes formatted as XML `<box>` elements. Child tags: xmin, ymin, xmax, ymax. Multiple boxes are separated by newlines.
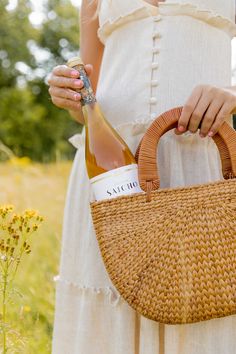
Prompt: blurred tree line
<box><xmin>0</xmin><ymin>0</ymin><xmax>81</xmax><ymax>162</ymax></box>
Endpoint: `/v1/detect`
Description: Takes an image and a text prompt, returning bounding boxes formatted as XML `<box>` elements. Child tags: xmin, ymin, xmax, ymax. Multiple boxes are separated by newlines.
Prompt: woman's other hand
<box><xmin>175</xmin><ymin>85</ymin><xmax>236</xmax><ymax>137</ymax></box>
<box><xmin>47</xmin><ymin>63</ymin><xmax>93</xmax><ymax>124</ymax></box>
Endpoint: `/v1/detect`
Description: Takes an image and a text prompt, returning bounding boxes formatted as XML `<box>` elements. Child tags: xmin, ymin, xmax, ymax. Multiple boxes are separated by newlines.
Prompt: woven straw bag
<box><xmin>90</xmin><ymin>107</ymin><xmax>236</xmax><ymax>324</ymax></box>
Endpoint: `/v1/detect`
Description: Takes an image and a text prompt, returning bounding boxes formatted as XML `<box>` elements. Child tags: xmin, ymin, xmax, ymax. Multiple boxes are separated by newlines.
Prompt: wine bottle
<box><xmin>67</xmin><ymin>57</ymin><xmax>142</xmax><ymax>201</ymax></box>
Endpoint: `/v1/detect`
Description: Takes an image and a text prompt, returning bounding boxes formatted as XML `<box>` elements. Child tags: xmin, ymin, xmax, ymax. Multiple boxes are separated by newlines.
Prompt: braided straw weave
<box><xmin>90</xmin><ymin>107</ymin><xmax>236</xmax><ymax>324</ymax></box>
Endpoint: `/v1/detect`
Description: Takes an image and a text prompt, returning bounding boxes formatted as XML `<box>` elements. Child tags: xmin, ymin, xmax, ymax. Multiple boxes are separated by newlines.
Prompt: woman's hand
<box><xmin>47</xmin><ymin>64</ymin><xmax>93</xmax><ymax>123</ymax></box>
<box><xmin>175</xmin><ymin>85</ymin><xmax>236</xmax><ymax>137</ymax></box>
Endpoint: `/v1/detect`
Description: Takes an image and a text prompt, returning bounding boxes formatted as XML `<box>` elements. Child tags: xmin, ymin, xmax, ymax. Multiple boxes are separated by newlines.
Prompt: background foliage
<box><xmin>0</xmin><ymin>161</ymin><xmax>71</xmax><ymax>352</ymax></box>
<box><xmin>0</xmin><ymin>0</ymin><xmax>81</xmax><ymax>162</ymax></box>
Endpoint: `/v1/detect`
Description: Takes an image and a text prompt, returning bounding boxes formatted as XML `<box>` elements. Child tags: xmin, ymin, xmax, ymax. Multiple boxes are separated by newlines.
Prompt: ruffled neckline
<box><xmin>98</xmin><ymin>1</ymin><xmax>236</xmax><ymax>43</ymax></box>
<box><xmin>158</xmin><ymin>2</ymin><xmax>236</xmax><ymax>37</ymax></box>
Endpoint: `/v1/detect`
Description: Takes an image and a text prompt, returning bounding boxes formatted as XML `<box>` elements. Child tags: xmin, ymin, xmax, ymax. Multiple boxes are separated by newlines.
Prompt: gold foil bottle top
<box><xmin>67</xmin><ymin>56</ymin><xmax>84</xmax><ymax>68</ymax></box>
<box><xmin>67</xmin><ymin>56</ymin><xmax>96</xmax><ymax>106</ymax></box>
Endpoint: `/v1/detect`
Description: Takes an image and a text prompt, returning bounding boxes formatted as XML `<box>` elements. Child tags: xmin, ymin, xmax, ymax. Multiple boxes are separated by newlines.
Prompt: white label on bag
<box><xmin>90</xmin><ymin>164</ymin><xmax>143</xmax><ymax>201</ymax></box>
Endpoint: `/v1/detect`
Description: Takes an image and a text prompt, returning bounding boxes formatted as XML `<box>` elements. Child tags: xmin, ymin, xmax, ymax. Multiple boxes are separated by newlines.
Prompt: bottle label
<box><xmin>90</xmin><ymin>164</ymin><xmax>143</xmax><ymax>201</ymax></box>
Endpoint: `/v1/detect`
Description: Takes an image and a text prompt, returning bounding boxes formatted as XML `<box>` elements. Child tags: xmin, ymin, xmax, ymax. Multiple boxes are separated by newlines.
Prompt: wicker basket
<box><xmin>90</xmin><ymin>107</ymin><xmax>236</xmax><ymax>324</ymax></box>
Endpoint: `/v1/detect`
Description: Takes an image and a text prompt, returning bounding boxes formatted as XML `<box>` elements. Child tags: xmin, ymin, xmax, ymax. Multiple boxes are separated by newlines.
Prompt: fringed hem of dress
<box><xmin>53</xmin><ymin>274</ymin><xmax>122</xmax><ymax>307</ymax></box>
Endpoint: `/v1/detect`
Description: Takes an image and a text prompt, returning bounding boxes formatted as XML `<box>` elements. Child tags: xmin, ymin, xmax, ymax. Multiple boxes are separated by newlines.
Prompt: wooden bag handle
<box><xmin>136</xmin><ymin>106</ymin><xmax>236</xmax><ymax>194</ymax></box>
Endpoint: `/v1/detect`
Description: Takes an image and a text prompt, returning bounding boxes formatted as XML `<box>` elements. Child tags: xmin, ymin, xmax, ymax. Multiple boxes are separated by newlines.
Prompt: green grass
<box><xmin>0</xmin><ymin>161</ymin><xmax>72</xmax><ymax>353</ymax></box>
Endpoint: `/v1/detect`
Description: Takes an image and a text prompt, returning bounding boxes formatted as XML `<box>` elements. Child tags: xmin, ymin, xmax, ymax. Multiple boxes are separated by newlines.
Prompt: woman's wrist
<box><xmin>69</xmin><ymin>108</ymin><xmax>85</xmax><ymax>125</ymax></box>
<box><xmin>222</xmin><ymin>86</ymin><xmax>236</xmax><ymax>114</ymax></box>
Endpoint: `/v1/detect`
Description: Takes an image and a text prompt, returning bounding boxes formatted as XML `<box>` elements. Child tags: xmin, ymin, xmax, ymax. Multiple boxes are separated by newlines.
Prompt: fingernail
<box><xmin>178</xmin><ymin>125</ymin><xmax>185</xmax><ymax>132</ymax></box>
<box><xmin>71</xmin><ymin>70</ymin><xmax>79</xmax><ymax>77</ymax></box>
<box><xmin>74</xmin><ymin>80</ymin><xmax>83</xmax><ymax>87</ymax></box>
<box><xmin>199</xmin><ymin>133</ymin><xmax>205</xmax><ymax>138</ymax></box>
<box><xmin>208</xmin><ymin>131</ymin><xmax>214</xmax><ymax>137</ymax></box>
<box><xmin>74</xmin><ymin>93</ymin><xmax>80</xmax><ymax>100</ymax></box>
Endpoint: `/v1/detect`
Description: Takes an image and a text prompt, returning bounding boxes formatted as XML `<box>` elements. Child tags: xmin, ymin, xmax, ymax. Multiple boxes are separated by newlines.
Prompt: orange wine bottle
<box><xmin>67</xmin><ymin>57</ymin><xmax>142</xmax><ymax>201</ymax></box>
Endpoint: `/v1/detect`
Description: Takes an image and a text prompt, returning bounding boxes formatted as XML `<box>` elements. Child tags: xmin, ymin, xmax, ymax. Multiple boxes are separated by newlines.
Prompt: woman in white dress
<box><xmin>48</xmin><ymin>0</ymin><xmax>236</xmax><ymax>353</ymax></box>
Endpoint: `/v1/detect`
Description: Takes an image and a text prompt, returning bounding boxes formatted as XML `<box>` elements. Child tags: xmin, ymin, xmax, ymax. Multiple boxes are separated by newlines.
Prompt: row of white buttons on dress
<box><xmin>150</xmin><ymin>15</ymin><xmax>162</xmax><ymax>120</ymax></box>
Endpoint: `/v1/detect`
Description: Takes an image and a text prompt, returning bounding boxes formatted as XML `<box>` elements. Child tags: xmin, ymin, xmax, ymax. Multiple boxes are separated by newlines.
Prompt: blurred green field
<box><xmin>0</xmin><ymin>160</ymin><xmax>72</xmax><ymax>353</ymax></box>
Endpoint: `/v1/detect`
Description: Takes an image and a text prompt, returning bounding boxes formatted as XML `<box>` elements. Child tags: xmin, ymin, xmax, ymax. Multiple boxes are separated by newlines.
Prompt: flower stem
<box><xmin>2</xmin><ymin>268</ymin><xmax>9</xmax><ymax>353</ymax></box>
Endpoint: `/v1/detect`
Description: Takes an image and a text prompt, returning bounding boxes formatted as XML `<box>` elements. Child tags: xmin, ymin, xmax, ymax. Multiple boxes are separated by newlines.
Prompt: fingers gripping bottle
<box><xmin>67</xmin><ymin>57</ymin><xmax>142</xmax><ymax>201</ymax></box>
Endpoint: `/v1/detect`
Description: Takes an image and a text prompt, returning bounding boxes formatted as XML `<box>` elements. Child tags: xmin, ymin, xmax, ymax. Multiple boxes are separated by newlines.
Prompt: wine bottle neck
<box><xmin>82</xmin><ymin>101</ymin><xmax>105</xmax><ymax>126</ymax></box>
<box><xmin>81</xmin><ymin>93</ymin><xmax>97</xmax><ymax>106</ymax></box>
<box><xmin>72</xmin><ymin>64</ymin><xmax>97</xmax><ymax>106</ymax></box>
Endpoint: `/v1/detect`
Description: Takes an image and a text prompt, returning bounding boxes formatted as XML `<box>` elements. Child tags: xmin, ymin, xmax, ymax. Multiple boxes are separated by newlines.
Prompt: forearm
<box><xmin>80</xmin><ymin>0</ymin><xmax>104</xmax><ymax>93</ymax></box>
<box><xmin>68</xmin><ymin>1</ymin><xmax>104</xmax><ymax>126</ymax></box>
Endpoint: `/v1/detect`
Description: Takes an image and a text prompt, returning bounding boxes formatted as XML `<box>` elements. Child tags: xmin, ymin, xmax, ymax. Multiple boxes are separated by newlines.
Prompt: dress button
<box><xmin>151</xmin><ymin>62</ymin><xmax>158</xmax><ymax>69</ymax></box>
<box><xmin>152</xmin><ymin>32</ymin><xmax>162</xmax><ymax>39</ymax></box>
<box><xmin>151</xmin><ymin>80</ymin><xmax>158</xmax><ymax>87</ymax></box>
<box><xmin>152</xmin><ymin>47</ymin><xmax>160</xmax><ymax>54</ymax></box>
<box><xmin>150</xmin><ymin>97</ymin><xmax>157</xmax><ymax>104</ymax></box>
<box><xmin>153</xmin><ymin>15</ymin><xmax>162</xmax><ymax>22</ymax></box>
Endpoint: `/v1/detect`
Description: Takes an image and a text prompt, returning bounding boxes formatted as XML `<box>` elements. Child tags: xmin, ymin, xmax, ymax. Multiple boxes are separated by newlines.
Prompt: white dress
<box><xmin>52</xmin><ymin>1</ymin><xmax>236</xmax><ymax>353</ymax></box>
